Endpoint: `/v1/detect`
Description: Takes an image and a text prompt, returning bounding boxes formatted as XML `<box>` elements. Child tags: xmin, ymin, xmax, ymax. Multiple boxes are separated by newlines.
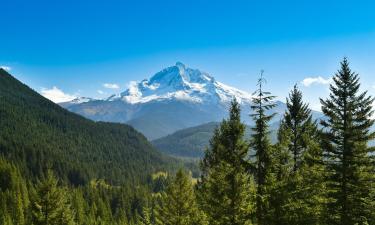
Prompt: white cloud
<box><xmin>0</xmin><ymin>65</ymin><xmax>11</xmax><ymax>71</ymax></box>
<box><xmin>310</xmin><ymin>102</ymin><xmax>323</xmax><ymax>112</ymax></box>
<box><xmin>41</xmin><ymin>86</ymin><xmax>76</xmax><ymax>103</ymax></box>
<box><xmin>103</xmin><ymin>83</ymin><xmax>120</xmax><ymax>89</ymax></box>
<box><xmin>301</xmin><ymin>76</ymin><xmax>331</xmax><ymax>87</ymax></box>
<box><xmin>97</xmin><ymin>90</ymin><xmax>105</xmax><ymax>95</ymax></box>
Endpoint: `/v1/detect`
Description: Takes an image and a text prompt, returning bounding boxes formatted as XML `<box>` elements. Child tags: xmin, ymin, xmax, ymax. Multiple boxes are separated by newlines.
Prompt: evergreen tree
<box><xmin>320</xmin><ymin>58</ymin><xmax>375</xmax><ymax>225</ymax></box>
<box><xmin>249</xmin><ymin>71</ymin><xmax>277</xmax><ymax>225</ymax></box>
<box><xmin>287</xmin><ymin>136</ymin><xmax>326</xmax><ymax>225</ymax></box>
<box><xmin>276</xmin><ymin>122</ymin><xmax>327</xmax><ymax>225</ymax></box>
<box><xmin>0</xmin><ymin>158</ymin><xmax>29</xmax><ymax>225</ymax></box>
<box><xmin>276</xmin><ymin>85</ymin><xmax>326</xmax><ymax>225</ymax></box>
<box><xmin>70</xmin><ymin>189</ymin><xmax>87</xmax><ymax>225</ymax></box>
<box><xmin>198</xmin><ymin>99</ymin><xmax>254</xmax><ymax>225</ymax></box>
<box><xmin>266</xmin><ymin>124</ymin><xmax>292</xmax><ymax>225</ymax></box>
<box><xmin>1</xmin><ymin>212</ymin><xmax>14</xmax><ymax>225</ymax></box>
<box><xmin>282</xmin><ymin>84</ymin><xmax>315</xmax><ymax>171</ymax></box>
<box><xmin>137</xmin><ymin>206</ymin><xmax>153</xmax><ymax>225</ymax></box>
<box><xmin>154</xmin><ymin>169</ymin><xmax>206</xmax><ymax>225</ymax></box>
<box><xmin>31</xmin><ymin>170</ymin><xmax>75</xmax><ymax>225</ymax></box>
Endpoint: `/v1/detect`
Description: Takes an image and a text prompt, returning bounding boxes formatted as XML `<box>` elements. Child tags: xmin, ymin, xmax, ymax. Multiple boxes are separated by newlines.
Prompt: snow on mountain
<box><xmin>61</xmin><ymin>62</ymin><xmax>290</xmax><ymax>140</ymax></box>
<box><xmin>59</xmin><ymin>96</ymin><xmax>96</xmax><ymax>108</ymax></box>
<box><xmin>109</xmin><ymin>62</ymin><xmax>253</xmax><ymax>105</ymax></box>
<box><xmin>70</xmin><ymin>97</ymin><xmax>95</xmax><ymax>104</ymax></box>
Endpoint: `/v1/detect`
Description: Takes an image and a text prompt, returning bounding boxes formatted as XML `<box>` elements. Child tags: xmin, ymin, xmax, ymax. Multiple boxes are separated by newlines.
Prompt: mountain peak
<box><xmin>175</xmin><ymin>61</ymin><xmax>186</xmax><ymax>70</ymax></box>
<box><xmin>65</xmin><ymin>63</ymin><xmax>252</xmax><ymax>105</ymax></box>
<box><xmin>114</xmin><ymin>63</ymin><xmax>253</xmax><ymax>104</ymax></box>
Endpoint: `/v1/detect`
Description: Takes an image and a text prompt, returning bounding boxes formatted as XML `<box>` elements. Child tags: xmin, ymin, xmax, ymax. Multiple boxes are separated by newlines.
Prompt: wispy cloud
<box><xmin>97</xmin><ymin>90</ymin><xmax>106</xmax><ymax>95</ymax></box>
<box><xmin>41</xmin><ymin>86</ymin><xmax>76</xmax><ymax>103</ymax></box>
<box><xmin>0</xmin><ymin>65</ymin><xmax>11</xmax><ymax>71</ymax></box>
<box><xmin>301</xmin><ymin>76</ymin><xmax>331</xmax><ymax>87</ymax></box>
<box><xmin>103</xmin><ymin>83</ymin><xmax>120</xmax><ymax>89</ymax></box>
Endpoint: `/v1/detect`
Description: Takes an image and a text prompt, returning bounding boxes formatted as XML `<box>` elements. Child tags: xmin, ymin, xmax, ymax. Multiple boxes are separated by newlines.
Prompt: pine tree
<box><xmin>0</xmin><ymin>194</ymin><xmax>11</xmax><ymax>225</ymax></box>
<box><xmin>70</xmin><ymin>189</ymin><xmax>87</xmax><ymax>225</ymax></box>
<box><xmin>0</xmin><ymin>158</ymin><xmax>29</xmax><ymax>225</ymax></box>
<box><xmin>266</xmin><ymin>123</ymin><xmax>292</xmax><ymax>225</ymax></box>
<box><xmin>31</xmin><ymin>170</ymin><xmax>75</xmax><ymax>225</ymax></box>
<box><xmin>250</xmin><ymin>71</ymin><xmax>277</xmax><ymax>225</ymax></box>
<box><xmin>137</xmin><ymin>206</ymin><xmax>153</xmax><ymax>225</ymax></box>
<box><xmin>1</xmin><ymin>211</ymin><xmax>14</xmax><ymax>225</ymax></box>
<box><xmin>282</xmin><ymin>84</ymin><xmax>315</xmax><ymax>171</ymax></box>
<box><xmin>320</xmin><ymin>58</ymin><xmax>375</xmax><ymax>225</ymax></box>
<box><xmin>198</xmin><ymin>99</ymin><xmax>254</xmax><ymax>225</ymax></box>
<box><xmin>154</xmin><ymin>169</ymin><xmax>206</xmax><ymax>225</ymax></box>
<box><xmin>277</xmin><ymin>121</ymin><xmax>327</xmax><ymax>225</ymax></box>
<box><xmin>276</xmin><ymin>85</ymin><xmax>326</xmax><ymax>225</ymax></box>
<box><xmin>288</xmin><ymin>135</ymin><xmax>326</xmax><ymax>225</ymax></box>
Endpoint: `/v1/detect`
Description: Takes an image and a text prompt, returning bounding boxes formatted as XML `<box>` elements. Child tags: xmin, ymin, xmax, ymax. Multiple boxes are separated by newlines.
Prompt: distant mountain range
<box><xmin>62</xmin><ymin>62</ymin><xmax>322</xmax><ymax>140</ymax></box>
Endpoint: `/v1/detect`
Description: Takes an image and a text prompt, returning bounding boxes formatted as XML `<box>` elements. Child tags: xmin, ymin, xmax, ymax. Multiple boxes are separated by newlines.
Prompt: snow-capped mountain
<box><xmin>107</xmin><ymin>62</ymin><xmax>253</xmax><ymax>104</ymax></box>
<box><xmin>61</xmin><ymin>62</ymin><xmax>289</xmax><ymax>140</ymax></box>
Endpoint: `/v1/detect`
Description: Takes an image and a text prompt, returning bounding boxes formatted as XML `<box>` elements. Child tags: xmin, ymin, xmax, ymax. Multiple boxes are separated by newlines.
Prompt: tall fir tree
<box><xmin>154</xmin><ymin>169</ymin><xmax>206</xmax><ymax>225</ymax></box>
<box><xmin>276</xmin><ymin>84</ymin><xmax>327</xmax><ymax>225</ymax></box>
<box><xmin>287</xmin><ymin>133</ymin><xmax>327</xmax><ymax>225</ymax></box>
<box><xmin>320</xmin><ymin>58</ymin><xmax>375</xmax><ymax>225</ymax></box>
<box><xmin>282</xmin><ymin>84</ymin><xmax>315</xmax><ymax>171</ymax></box>
<box><xmin>198</xmin><ymin>99</ymin><xmax>254</xmax><ymax>225</ymax></box>
<box><xmin>249</xmin><ymin>71</ymin><xmax>276</xmax><ymax>225</ymax></box>
<box><xmin>31</xmin><ymin>170</ymin><xmax>75</xmax><ymax>225</ymax></box>
<box><xmin>266</xmin><ymin>123</ymin><xmax>293</xmax><ymax>225</ymax></box>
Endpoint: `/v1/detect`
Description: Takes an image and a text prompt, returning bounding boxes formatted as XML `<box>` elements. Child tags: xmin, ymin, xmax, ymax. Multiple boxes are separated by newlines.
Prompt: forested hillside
<box><xmin>152</xmin><ymin>122</ymin><xmax>221</xmax><ymax>158</ymax></box>
<box><xmin>0</xmin><ymin>68</ymin><xmax>176</xmax><ymax>185</ymax></box>
<box><xmin>152</xmin><ymin>122</ymin><xmax>280</xmax><ymax>158</ymax></box>
<box><xmin>0</xmin><ymin>69</ymin><xmax>187</xmax><ymax>224</ymax></box>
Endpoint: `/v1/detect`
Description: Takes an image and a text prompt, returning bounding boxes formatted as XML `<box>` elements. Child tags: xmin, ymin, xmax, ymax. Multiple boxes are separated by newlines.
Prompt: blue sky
<box><xmin>1</xmin><ymin>0</ymin><xmax>375</xmax><ymax>110</ymax></box>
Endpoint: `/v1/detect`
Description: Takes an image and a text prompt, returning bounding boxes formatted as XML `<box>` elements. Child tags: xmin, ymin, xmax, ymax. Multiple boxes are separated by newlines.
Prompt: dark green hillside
<box><xmin>0</xmin><ymin>68</ymin><xmax>175</xmax><ymax>185</ymax></box>
<box><xmin>152</xmin><ymin>122</ymin><xmax>280</xmax><ymax>158</ymax></box>
<box><xmin>152</xmin><ymin>122</ymin><xmax>220</xmax><ymax>158</ymax></box>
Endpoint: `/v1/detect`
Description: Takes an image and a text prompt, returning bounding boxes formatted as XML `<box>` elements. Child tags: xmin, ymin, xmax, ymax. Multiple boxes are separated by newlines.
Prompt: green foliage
<box><xmin>249</xmin><ymin>71</ymin><xmax>277</xmax><ymax>225</ymax></box>
<box><xmin>152</xmin><ymin>122</ymin><xmax>280</xmax><ymax>159</ymax></box>
<box><xmin>320</xmin><ymin>58</ymin><xmax>375</xmax><ymax>225</ymax></box>
<box><xmin>31</xmin><ymin>170</ymin><xmax>75</xmax><ymax>225</ymax></box>
<box><xmin>0</xmin><ymin>158</ymin><xmax>29</xmax><ymax>225</ymax></box>
<box><xmin>137</xmin><ymin>205</ymin><xmax>153</xmax><ymax>225</ymax></box>
<box><xmin>0</xmin><ymin>156</ymin><xmax>160</xmax><ymax>224</ymax></box>
<box><xmin>198</xmin><ymin>100</ymin><xmax>254</xmax><ymax>225</ymax></box>
<box><xmin>152</xmin><ymin>122</ymin><xmax>220</xmax><ymax>158</ymax></box>
<box><xmin>265</xmin><ymin>125</ymin><xmax>293</xmax><ymax>225</ymax></box>
<box><xmin>282</xmin><ymin>84</ymin><xmax>316</xmax><ymax>171</ymax></box>
<box><xmin>154</xmin><ymin>169</ymin><xmax>206</xmax><ymax>225</ymax></box>
<box><xmin>272</xmin><ymin>84</ymin><xmax>327</xmax><ymax>225</ymax></box>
